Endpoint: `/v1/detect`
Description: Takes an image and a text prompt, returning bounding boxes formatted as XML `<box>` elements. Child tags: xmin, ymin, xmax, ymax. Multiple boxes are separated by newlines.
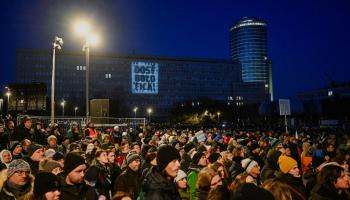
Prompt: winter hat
<box><xmin>10</xmin><ymin>142</ymin><xmax>21</xmax><ymax>153</ymax></box>
<box><xmin>53</xmin><ymin>152</ymin><xmax>64</xmax><ymax>161</ymax></box>
<box><xmin>126</xmin><ymin>152</ymin><xmax>141</xmax><ymax>165</ymax></box>
<box><xmin>27</xmin><ymin>143</ymin><xmax>43</xmax><ymax>157</ymax></box>
<box><xmin>85</xmin><ymin>143</ymin><xmax>95</xmax><ymax>154</ymax></box>
<box><xmin>85</xmin><ymin>165</ymin><xmax>100</xmax><ymax>182</ymax></box>
<box><xmin>47</xmin><ymin>135</ymin><xmax>57</xmax><ymax>143</ymax></box>
<box><xmin>157</xmin><ymin>145</ymin><xmax>180</xmax><ymax>172</ymax></box>
<box><xmin>214</xmin><ymin>135</ymin><xmax>223</xmax><ymax>142</ymax></box>
<box><xmin>270</xmin><ymin>138</ymin><xmax>281</xmax><ymax>149</ymax></box>
<box><xmin>208</xmin><ymin>153</ymin><xmax>222</xmax><ymax>163</ymax></box>
<box><xmin>44</xmin><ymin>148</ymin><xmax>56</xmax><ymax>158</ymax></box>
<box><xmin>64</xmin><ymin>153</ymin><xmax>86</xmax><ymax>175</ymax></box>
<box><xmin>184</xmin><ymin>142</ymin><xmax>196</xmax><ymax>153</ymax></box>
<box><xmin>241</xmin><ymin>158</ymin><xmax>259</xmax><ymax>174</ymax></box>
<box><xmin>39</xmin><ymin>159</ymin><xmax>62</xmax><ymax>173</ymax></box>
<box><xmin>34</xmin><ymin>172</ymin><xmax>60</xmax><ymax>198</ymax></box>
<box><xmin>7</xmin><ymin>159</ymin><xmax>31</xmax><ymax>177</ymax></box>
<box><xmin>197</xmin><ymin>144</ymin><xmax>208</xmax><ymax>153</ymax></box>
<box><xmin>144</xmin><ymin>137</ymin><xmax>152</xmax><ymax>145</ymax></box>
<box><xmin>175</xmin><ymin>170</ymin><xmax>187</xmax><ymax>182</ymax></box>
<box><xmin>232</xmin><ymin>183</ymin><xmax>275</xmax><ymax>200</ymax></box>
<box><xmin>278</xmin><ymin>155</ymin><xmax>297</xmax><ymax>174</ymax></box>
<box><xmin>192</xmin><ymin>152</ymin><xmax>205</xmax><ymax>165</ymax></box>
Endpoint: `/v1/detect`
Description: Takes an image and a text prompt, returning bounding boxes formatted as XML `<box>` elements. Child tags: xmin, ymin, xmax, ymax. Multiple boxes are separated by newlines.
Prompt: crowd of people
<box><xmin>0</xmin><ymin>115</ymin><xmax>349</xmax><ymax>200</ymax></box>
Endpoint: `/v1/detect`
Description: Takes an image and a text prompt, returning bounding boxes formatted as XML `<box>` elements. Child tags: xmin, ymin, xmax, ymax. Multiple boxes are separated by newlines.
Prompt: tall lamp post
<box><xmin>61</xmin><ymin>100</ymin><xmax>65</xmax><ymax>117</ymax></box>
<box><xmin>147</xmin><ymin>108</ymin><xmax>152</xmax><ymax>123</ymax></box>
<box><xmin>51</xmin><ymin>36</ymin><xmax>63</xmax><ymax>123</ymax></box>
<box><xmin>74</xmin><ymin>107</ymin><xmax>78</xmax><ymax>117</ymax></box>
<box><xmin>217</xmin><ymin>112</ymin><xmax>221</xmax><ymax>123</ymax></box>
<box><xmin>75</xmin><ymin>21</ymin><xmax>98</xmax><ymax>123</ymax></box>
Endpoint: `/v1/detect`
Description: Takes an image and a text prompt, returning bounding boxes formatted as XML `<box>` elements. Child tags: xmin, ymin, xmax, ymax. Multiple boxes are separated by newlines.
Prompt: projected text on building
<box><xmin>131</xmin><ymin>61</ymin><xmax>159</xmax><ymax>94</ymax></box>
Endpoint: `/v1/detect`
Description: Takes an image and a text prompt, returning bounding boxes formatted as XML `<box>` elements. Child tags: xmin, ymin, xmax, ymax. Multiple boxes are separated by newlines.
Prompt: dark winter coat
<box><xmin>58</xmin><ymin>175</ymin><xmax>98</xmax><ymax>200</ymax></box>
<box><xmin>310</xmin><ymin>184</ymin><xmax>349</xmax><ymax>200</ymax></box>
<box><xmin>114</xmin><ymin>167</ymin><xmax>141</xmax><ymax>199</ymax></box>
<box><xmin>229</xmin><ymin>156</ymin><xmax>244</xmax><ymax>182</ymax></box>
<box><xmin>142</xmin><ymin>166</ymin><xmax>181</xmax><ymax>200</ymax></box>
<box><xmin>260</xmin><ymin>150</ymin><xmax>281</xmax><ymax>183</ymax></box>
<box><xmin>12</xmin><ymin>125</ymin><xmax>31</xmax><ymax>142</ymax></box>
<box><xmin>94</xmin><ymin>164</ymin><xmax>112</xmax><ymax>198</ymax></box>
<box><xmin>275</xmin><ymin>171</ymin><xmax>308</xmax><ymax>200</ymax></box>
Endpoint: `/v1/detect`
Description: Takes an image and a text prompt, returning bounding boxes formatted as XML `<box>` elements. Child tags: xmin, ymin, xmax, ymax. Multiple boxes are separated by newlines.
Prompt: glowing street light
<box><xmin>51</xmin><ymin>36</ymin><xmax>63</xmax><ymax>123</ymax></box>
<box><xmin>133</xmin><ymin>107</ymin><xmax>138</xmax><ymax>118</ymax></box>
<box><xmin>74</xmin><ymin>106</ymin><xmax>78</xmax><ymax>117</ymax></box>
<box><xmin>5</xmin><ymin>87</ymin><xmax>11</xmax><ymax>114</ymax></box>
<box><xmin>217</xmin><ymin>112</ymin><xmax>221</xmax><ymax>123</ymax></box>
<box><xmin>147</xmin><ymin>108</ymin><xmax>152</xmax><ymax>123</ymax></box>
<box><xmin>61</xmin><ymin>100</ymin><xmax>66</xmax><ymax>117</ymax></box>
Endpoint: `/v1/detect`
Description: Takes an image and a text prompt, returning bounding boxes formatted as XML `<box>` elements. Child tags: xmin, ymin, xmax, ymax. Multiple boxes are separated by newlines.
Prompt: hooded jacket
<box><xmin>142</xmin><ymin>166</ymin><xmax>181</xmax><ymax>200</ymax></box>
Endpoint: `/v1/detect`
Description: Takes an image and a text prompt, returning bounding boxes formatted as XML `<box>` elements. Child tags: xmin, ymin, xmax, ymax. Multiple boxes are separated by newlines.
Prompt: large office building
<box><xmin>230</xmin><ymin>17</ymin><xmax>273</xmax><ymax>101</ymax></box>
<box><xmin>16</xmin><ymin>49</ymin><xmax>242</xmax><ymax>117</ymax></box>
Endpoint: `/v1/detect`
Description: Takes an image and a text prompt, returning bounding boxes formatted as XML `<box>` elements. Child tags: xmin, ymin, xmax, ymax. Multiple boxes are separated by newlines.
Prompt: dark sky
<box><xmin>1</xmin><ymin>0</ymin><xmax>350</xmax><ymax>99</ymax></box>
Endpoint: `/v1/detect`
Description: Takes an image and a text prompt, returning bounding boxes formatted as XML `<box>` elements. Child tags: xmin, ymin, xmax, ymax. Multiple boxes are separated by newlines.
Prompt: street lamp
<box><xmin>61</xmin><ymin>100</ymin><xmax>66</xmax><ymax>117</ymax></box>
<box><xmin>147</xmin><ymin>108</ymin><xmax>152</xmax><ymax>123</ymax></box>
<box><xmin>52</xmin><ymin>36</ymin><xmax>63</xmax><ymax>123</ymax></box>
<box><xmin>5</xmin><ymin>87</ymin><xmax>11</xmax><ymax>114</ymax></box>
<box><xmin>74</xmin><ymin>107</ymin><xmax>78</xmax><ymax>117</ymax></box>
<box><xmin>133</xmin><ymin>107</ymin><xmax>138</xmax><ymax>118</ymax></box>
<box><xmin>75</xmin><ymin>20</ymin><xmax>98</xmax><ymax>123</ymax></box>
<box><xmin>217</xmin><ymin>112</ymin><xmax>221</xmax><ymax>123</ymax></box>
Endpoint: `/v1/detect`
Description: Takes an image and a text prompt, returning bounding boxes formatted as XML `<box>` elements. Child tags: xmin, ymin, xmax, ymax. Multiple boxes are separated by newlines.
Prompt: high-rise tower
<box><xmin>230</xmin><ymin>17</ymin><xmax>273</xmax><ymax>101</ymax></box>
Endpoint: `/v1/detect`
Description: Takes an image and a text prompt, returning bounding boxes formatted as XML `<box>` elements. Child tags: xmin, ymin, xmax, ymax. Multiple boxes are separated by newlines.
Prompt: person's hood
<box><xmin>0</xmin><ymin>169</ymin><xmax>34</xmax><ymax>199</ymax></box>
<box><xmin>0</xmin><ymin>150</ymin><xmax>12</xmax><ymax>167</ymax></box>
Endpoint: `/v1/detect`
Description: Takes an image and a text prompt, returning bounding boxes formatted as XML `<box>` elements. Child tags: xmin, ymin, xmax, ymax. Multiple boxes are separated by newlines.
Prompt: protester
<box><xmin>33</xmin><ymin>172</ymin><xmax>61</xmax><ymax>200</ymax></box>
<box><xmin>0</xmin><ymin>149</ymin><xmax>12</xmax><ymax>170</ymax></box>
<box><xmin>114</xmin><ymin>151</ymin><xmax>141</xmax><ymax>199</ymax></box>
<box><xmin>187</xmin><ymin>151</ymin><xmax>208</xmax><ymax>200</ymax></box>
<box><xmin>23</xmin><ymin>143</ymin><xmax>44</xmax><ymax>175</ymax></box>
<box><xmin>175</xmin><ymin>170</ymin><xmax>190</xmax><ymax>200</ymax></box>
<box><xmin>142</xmin><ymin>145</ymin><xmax>181</xmax><ymax>200</ymax></box>
<box><xmin>0</xmin><ymin>159</ymin><xmax>33</xmax><ymax>199</ymax></box>
<box><xmin>59</xmin><ymin>152</ymin><xmax>98</xmax><ymax>200</ymax></box>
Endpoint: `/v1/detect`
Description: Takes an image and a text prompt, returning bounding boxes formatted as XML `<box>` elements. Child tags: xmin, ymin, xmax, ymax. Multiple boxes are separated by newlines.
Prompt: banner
<box><xmin>131</xmin><ymin>61</ymin><xmax>159</xmax><ymax>94</ymax></box>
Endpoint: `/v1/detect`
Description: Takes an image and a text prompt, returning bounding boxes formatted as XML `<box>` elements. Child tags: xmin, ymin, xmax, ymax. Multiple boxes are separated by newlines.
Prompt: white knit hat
<box><xmin>241</xmin><ymin>158</ymin><xmax>258</xmax><ymax>174</ymax></box>
<box><xmin>175</xmin><ymin>170</ymin><xmax>187</xmax><ymax>182</ymax></box>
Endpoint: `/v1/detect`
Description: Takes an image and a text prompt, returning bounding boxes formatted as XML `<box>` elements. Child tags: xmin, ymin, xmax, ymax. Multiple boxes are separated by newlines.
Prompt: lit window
<box><xmin>105</xmin><ymin>73</ymin><xmax>112</xmax><ymax>79</ymax></box>
<box><xmin>328</xmin><ymin>91</ymin><xmax>333</xmax><ymax>97</ymax></box>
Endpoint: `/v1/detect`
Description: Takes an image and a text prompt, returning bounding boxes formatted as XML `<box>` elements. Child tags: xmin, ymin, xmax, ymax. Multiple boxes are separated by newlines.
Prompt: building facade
<box><xmin>16</xmin><ymin>49</ymin><xmax>242</xmax><ymax>117</ymax></box>
<box><xmin>230</xmin><ymin>17</ymin><xmax>273</xmax><ymax>101</ymax></box>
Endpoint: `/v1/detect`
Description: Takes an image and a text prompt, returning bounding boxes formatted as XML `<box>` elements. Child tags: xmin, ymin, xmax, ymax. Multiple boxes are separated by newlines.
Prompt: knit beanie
<box><xmin>126</xmin><ymin>152</ymin><xmax>141</xmax><ymax>165</ymax></box>
<box><xmin>192</xmin><ymin>152</ymin><xmax>205</xmax><ymax>165</ymax></box>
<box><xmin>241</xmin><ymin>158</ymin><xmax>259</xmax><ymax>174</ymax></box>
<box><xmin>34</xmin><ymin>172</ymin><xmax>60</xmax><ymax>198</ymax></box>
<box><xmin>39</xmin><ymin>159</ymin><xmax>62</xmax><ymax>173</ymax></box>
<box><xmin>64</xmin><ymin>153</ymin><xmax>86</xmax><ymax>175</ymax></box>
<box><xmin>174</xmin><ymin>170</ymin><xmax>187</xmax><ymax>182</ymax></box>
<box><xmin>157</xmin><ymin>145</ymin><xmax>180</xmax><ymax>172</ymax></box>
<box><xmin>53</xmin><ymin>152</ymin><xmax>64</xmax><ymax>161</ymax></box>
<box><xmin>27</xmin><ymin>143</ymin><xmax>43</xmax><ymax>157</ymax></box>
<box><xmin>184</xmin><ymin>142</ymin><xmax>196</xmax><ymax>153</ymax></box>
<box><xmin>278</xmin><ymin>155</ymin><xmax>297</xmax><ymax>174</ymax></box>
<box><xmin>208</xmin><ymin>153</ymin><xmax>222</xmax><ymax>164</ymax></box>
<box><xmin>7</xmin><ymin>159</ymin><xmax>31</xmax><ymax>177</ymax></box>
<box><xmin>85</xmin><ymin>143</ymin><xmax>95</xmax><ymax>154</ymax></box>
<box><xmin>44</xmin><ymin>148</ymin><xmax>56</xmax><ymax>158</ymax></box>
<box><xmin>10</xmin><ymin>142</ymin><xmax>21</xmax><ymax>153</ymax></box>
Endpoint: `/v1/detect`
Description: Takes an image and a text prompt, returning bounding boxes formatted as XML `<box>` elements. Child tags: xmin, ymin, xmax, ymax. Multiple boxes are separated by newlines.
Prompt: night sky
<box><xmin>1</xmin><ymin>0</ymin><xmax>350</xmax><ymax>99</ymax></box>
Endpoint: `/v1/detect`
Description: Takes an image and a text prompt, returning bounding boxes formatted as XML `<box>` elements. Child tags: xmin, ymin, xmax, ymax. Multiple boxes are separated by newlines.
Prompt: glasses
<box><xmin>15</xmin><ymin>170</ymin><xmax>30</xmax><ymax>176</ymax></box>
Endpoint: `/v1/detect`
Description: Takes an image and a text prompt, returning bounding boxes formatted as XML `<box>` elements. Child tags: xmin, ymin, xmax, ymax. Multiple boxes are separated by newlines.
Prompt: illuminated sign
<box><xmin>131</xmin><ymin>61</ymin><xmax>159</xmax><ymax>94</ymax></box>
